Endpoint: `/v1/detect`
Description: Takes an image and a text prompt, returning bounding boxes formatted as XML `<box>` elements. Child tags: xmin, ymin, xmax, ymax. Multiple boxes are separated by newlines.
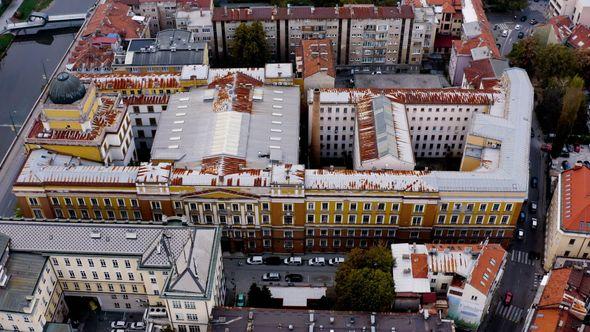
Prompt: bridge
<box><xmin>1</xmin><ymin>11</ymin><xmax>88</xmax><ymax>36</ymax></box>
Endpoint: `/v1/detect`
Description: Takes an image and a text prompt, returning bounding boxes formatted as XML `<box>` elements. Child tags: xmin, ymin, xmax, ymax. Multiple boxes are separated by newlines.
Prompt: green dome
<box><xmin>48</xmin><ymin>72</ymin><xmax>86</xmax><ymax>104</ymax></box>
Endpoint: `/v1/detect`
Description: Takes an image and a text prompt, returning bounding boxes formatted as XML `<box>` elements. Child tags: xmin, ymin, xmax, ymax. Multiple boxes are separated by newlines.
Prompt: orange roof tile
<box><xmin>468</xmin><ymin>243</ymin><xmax>506</xmax><ymax>295</ymax></box>
<box><xmin>411</xmin><ymin>253</ymin><xmax>429</xmax><ymax>278</ymax></box>
<box><xmin>560</xmin><ymin>166</ymin><xmax>590</xmax><ymax>232</ymax></box>
<box><xmin>299</xmin><ymin>39</ymin><xmax>336</xmax><ymax>80</ymax></box>
<box><xmin>463</xmin><ymin>58</ymin><xmax>495</xmax><ymax>88</ymax></box>
<box><xmin>68</xmin><ymin>40</ymin><xmax>114</xmax><ymax>72</ymax></box>
<box><xmin>568</xmin><ymin>24</ymin><xmax>590</xmax><ymax>50</ymax></box>
<box><xmin>83</xmin><ymin>0</ymin><xmax>145</xmax><ymax>39</ymax></box>
<box><xmin>547</xmin><ymin>15</ymin><xmax>573</xmax><ymax>43</ymax></box>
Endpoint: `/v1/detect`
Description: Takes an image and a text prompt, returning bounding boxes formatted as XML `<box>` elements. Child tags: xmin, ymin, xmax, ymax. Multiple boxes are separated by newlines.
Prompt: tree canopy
<box><xmin>551</xmin><ymin>76</ymin><xmax>586</xmax><ymax>158</ymax></box>
<box><xmin>484</xmin><ymin>0</ymin><xmax>527</xmax><ymax>11</ymax></box>
<box><xmin>229</xmin><ymin>22</ymin><xmax>269</xmax><ymax>68</ymax></box>
<box><xmin>247</xmin><ymin>283</ymin><xmax>275</xmax><ymax>308</ymax></box>
<box><xmin>333</xmin><ymin>247</ymin><xmax>395</xmax><ymax>312</ymax></box>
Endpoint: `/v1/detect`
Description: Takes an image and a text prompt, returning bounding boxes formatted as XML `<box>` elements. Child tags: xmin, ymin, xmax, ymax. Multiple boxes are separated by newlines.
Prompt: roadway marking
<box><xmin>510</xmin><ymin>250</ymin><xmax>533</xmax><ymax>265</ymax></box>
<box><xmin>496</xmin><ymin>23</ymin><xmax>510</xmax><ymax>30</ymax></box>
<box><xmin>495</xmin><ymin>304</ymin><xmax>524</xmax><ymax>323</ymax></box>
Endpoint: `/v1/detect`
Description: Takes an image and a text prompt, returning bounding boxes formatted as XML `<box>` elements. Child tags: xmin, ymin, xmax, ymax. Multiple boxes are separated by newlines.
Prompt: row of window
<box><xmin>62</xmin><ymin>280</ymin><xmax>143</xmax><ymax>294</ymax></box>
<box><xmin>46</xmin><ymin>197</ymin><xmax>139</xmax><ymax>208</ymax></box>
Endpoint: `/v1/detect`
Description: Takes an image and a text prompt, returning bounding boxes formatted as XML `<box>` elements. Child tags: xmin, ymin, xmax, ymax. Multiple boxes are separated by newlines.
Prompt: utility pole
<box><xmin>8</xmin><ymin>110</ymin><xmax>17</xmax><ymax>134</ymax></box>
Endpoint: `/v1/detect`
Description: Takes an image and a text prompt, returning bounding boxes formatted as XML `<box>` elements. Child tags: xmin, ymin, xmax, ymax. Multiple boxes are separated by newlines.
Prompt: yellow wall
<box><xmin>26</xmin><ymin>143</ymin><xmax>102</xmax><ymax>162</ymax></box>
<box><xmin>460</xmin><ymin>155</ymin><xmax>482</xmax><ymax>171</ymax></box>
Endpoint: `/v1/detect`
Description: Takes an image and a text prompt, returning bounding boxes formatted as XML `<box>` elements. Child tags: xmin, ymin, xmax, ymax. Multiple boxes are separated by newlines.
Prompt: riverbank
<box><xmin>13</xmin><ymin>0</ymin><xmax>53</xmax><ymax>20</ymax></box>
<box><xmin>0</xmin><ymin>34</ymin><xmax>14</xmax><ymax>58</ymax></box>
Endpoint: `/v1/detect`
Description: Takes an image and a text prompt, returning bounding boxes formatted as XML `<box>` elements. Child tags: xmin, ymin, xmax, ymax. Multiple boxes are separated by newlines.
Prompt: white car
<box><xmin>111</xmin><ymin>321</ymin><xmax>127</xmax><ymax>329</ymax></box>
<box><xmin>111</xmin><ymin>330</ymin><xmax>125</xmax><ymax>332</ymax></box>
<box><xmin>308</xmin><ymin>257</ymin><xmax>326</xmax><ymax>266</ymax></box>
<box><xmin>328</xmin><ymin>257</ymin><xmax>345</xmax><ymax>266</ymax></box>
<box><xmin>246</xmin><ymin>256</ymin><xmax>263</xmax><ymax>265</ymax></box>
<box><xmin>531</xmin><ymin>217</ymin><xmax>538</xmax><ymax>229</ymax></box>
<box><xmin>130</xmin><ymin>322</ymin><xmax>146</xmax><ymax>330</ymax></box>
<box><xmin>517</xmin><ymin>229</ymin><xmax>525</xmax><ymax>240</ymax></box>
<box><xmin>284</xmin><ymin>257</ymin><xmax>303</xmax><ymax>265</ymax></box>
<box><xmin>501</xmin><ymin>29</ymin><xmax>509</xmax><ymax>37</ymax></box>
<box><xmin>515</xmin><ymin>24</ymin><xmax>522</xmax><ymax>30</ymax></box>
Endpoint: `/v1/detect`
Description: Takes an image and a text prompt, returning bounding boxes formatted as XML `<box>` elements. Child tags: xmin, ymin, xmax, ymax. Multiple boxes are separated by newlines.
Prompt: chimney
<box><xmin>287</xmin><ymin>3</ymin><xmax>291</xmax><ymax>15</ymax></box>
<box><xmin>311</xmin><ymin>6</ymin><xmax>315</xmax><ymax>14</ymax></box>
<box><xmin>310</xmin><ymin>89</ymin><xmax>322</xmax><ymax>167</ymax></box>
<box><xmin>224</xmin><ymin>6</ymin><xmax>227</xmax><ymax>16</ymax></box>
<box><xmin>335</xmin><ymin>4</ymin><xmax>339</xmax><ymax>14</ymax></box>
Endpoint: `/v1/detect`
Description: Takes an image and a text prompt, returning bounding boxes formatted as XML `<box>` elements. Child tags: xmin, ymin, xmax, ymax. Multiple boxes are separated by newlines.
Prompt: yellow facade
<box><xmin>25</xmin><ymin>143</ymin><xmax>103</xmax><ymax>162</ymax></box>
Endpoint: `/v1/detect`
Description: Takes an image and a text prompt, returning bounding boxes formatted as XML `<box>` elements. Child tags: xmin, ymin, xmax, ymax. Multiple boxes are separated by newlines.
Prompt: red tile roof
<box><xmin>547</xmin><ymin>15</ymin><xmax>573</xmax><ymax>43</ymax></box>
<box><xmin>568</xmin><ymin>24</ymin><xmax>590</xmax><ymax>50</ymax></box>
<box><xmin>452</xmin><ymin>0</ymin><xmax>500</xmax><ymax>59</ymax></box>
<box><xmin>298</xmin><ymin>39</ymin><xmax>336</xmax><ymax>79</ymax></box>
<box><xmin>83</xmin><ymin>0</ymin><xmax>145</xmax><ymax>39</ymax></box>
<box><xmin>68</xmin><ymin>40</ymin><xmax>114</xmax><ymax>72</ymax></box>
<box><xmin>411</xmin><ymin>253</ymin><xmax>429</xmax><ymax>278</ymax></box>
<box><xmin>212</xmin><ymin>5</ymin><xmax>414</xmax><ymax>22</ymax></box>
<box><xmin>208</xmin><ymin>72</ymin><xmax>264</xmax><ymax>114</ymax></box>
<box><xmin>468</xmin><ymin>243</ymin><xmax>506</xmax><ymax>295</ymax></box>
<box><xmin>463</xmin><ymin>58</ymin><xmax>495</xmax><ymax>88</ymax></box>
<box><xmin>320</xmin><ymin>87</ymin><xmax>495</xmax><ymax>105</ymax></box>
<box><xmin>560</xmin><ymin>166</ymin><xmax>590</xmax><ymax>232</ymax></box>
<box><xmin>356</xmin><ymin>96</ymin><xmax>379</xmax><ymax>163</ymax></box>
<box><xmin>80</xmin><ymin>73</ymin><xmax>181</xmax><ymax>90</ymax></box>
<box><xmin>123</xmin><ymin>94</ymin><xmax>170</xmax><ymax>105</ymax></box>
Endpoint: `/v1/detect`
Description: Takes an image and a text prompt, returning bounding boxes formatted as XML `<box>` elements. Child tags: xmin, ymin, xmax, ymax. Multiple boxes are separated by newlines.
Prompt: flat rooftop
<box><xmin>354</xmin><ymin>74</ymin><xmax>450</xmax><ymax>89</ymax></box>
<box><xmin>210</xmin><ymin>307</ymin><xmax>455</xmax><ymax>331</ymax></box>
<box><xmin>0</xmin><ymin>253</ymin><xmax>47</xmax><ymax>313</ymax></box>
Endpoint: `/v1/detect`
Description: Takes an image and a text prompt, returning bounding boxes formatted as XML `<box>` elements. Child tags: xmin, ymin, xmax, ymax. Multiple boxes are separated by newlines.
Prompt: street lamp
<box><xmin>8</xmin><ymin>110</ymin><xmax>17</xmax><ymax>134</ymax></box>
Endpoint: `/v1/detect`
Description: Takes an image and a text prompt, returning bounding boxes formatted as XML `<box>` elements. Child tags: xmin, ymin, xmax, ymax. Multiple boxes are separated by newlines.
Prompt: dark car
<box><xmin>285</xmin><ymin>274</ymin><xmax>303</xmax><ymax>282</ymax></box>
<box><xmin>518</xmin><ymin>211</ymin><xmax>526</xmax><ymax>223</ymax></box>
<box><xmin>520</xmin><ymin>15</ymin><xmax>527</xmax><ymax>22</ymax></box>
<box><xmin>518</xmin><ymin>31</ymin><xmax>525</xmax><ymax>39</ymax></box>
<box><xmin>263</xmin><ymin>256</ymin><xmax>282</xmax><ymax>265</ymax></box>
<box><xmin>530</xmin><ymin>18</ymin><xmax>538</xmax><ymax>25</ymax></box>
<box><xmin>531</xmin><ymin>177</ymin><xmax>538</xmax><ymax>188</ymax></box>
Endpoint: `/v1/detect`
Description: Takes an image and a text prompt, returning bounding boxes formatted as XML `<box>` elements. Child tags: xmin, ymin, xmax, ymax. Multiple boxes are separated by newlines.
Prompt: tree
<box><xmin>535</xmin><ymin>44</ymin><xmax>579</xmax><ymax>84</ymax></box>
<box><xmin>535</xmin><ymin>77</ymin><xmax>566</xmax><ymax>132</ymax></box>
<box><xmin>484</xmin><ymin>0</ymin><xmax>527</xmax><ymax>11</ymax></box>
<box><xmin>575</xmin><ymin>49</ymin><xmax>590</xmax><ymax>87</ymax></box>
<box><xmin>551</xmin><ymin>76</ymin><xmax>586</xmax><ymax>158</ymax></box>
<box><xmin>333</xmin><ymin>247</ymin><xmax>395</xmax><ymax>312</ymax></box>
<box><xmin>229</xmin><ymin>22</ymin><xmax>269</xmax><ymax>68</ymax></box>
<box><xmin>507</xmin><ymin>36</ymin><xmax>539</xmax><ymax>78</ymax></box>
<box><xmin>247</xmin><ymin>283</ymin><xmax>274</xmax><ymax>308</ymax></box>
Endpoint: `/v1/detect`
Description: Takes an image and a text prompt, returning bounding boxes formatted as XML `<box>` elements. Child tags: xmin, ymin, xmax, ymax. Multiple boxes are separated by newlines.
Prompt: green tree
<box><xmin>575</xmin><ymin>49</ymin><xmax>590</xmax><ymax>87</ymax></box>
<box><xmin>247</xmin><ymin>283</ymin><xmax>274</xmax><ymax>308</ymax></box>
<box><xmin>333</xmin><ymin>247</ymin><xmax>395</xmax><ymax>312</ymax></box>
<box><xmin>484</xmin><ymin>0</ymin><xmax>527</xmax><ymax>11</ymax></box>
<box><xmin>536</xmin><ymin>44</ymin><xmax>579</xmax><ymax>84</ymax></box>
<box><xmin>551</xmin><ymin>76</ymin><xmax>586</xmax><ymax>158</ymax></box>
<box><xmin>229</xmin><ymin>22</ymin><xmax>269</xmax><ymax>68</ymax></box>
<box><xmin>507</xmin><ymin>36</ymin><xmax>539</xmax><ymax>78</ymax></box>
<box><xmin>535</xmin><ymin>77</ymin><xmax>566</xmax><ymax>132</ymax></box>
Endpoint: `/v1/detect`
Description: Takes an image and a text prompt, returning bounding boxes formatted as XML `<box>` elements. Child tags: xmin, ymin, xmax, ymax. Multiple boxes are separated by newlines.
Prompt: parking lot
<box><xmin>223</xmin><ymin>253</ymin><xmax>346</xmax><ymax>306</ymax></box>
<box><xmin>548</xmin><ymin>143</ymin><xmax>590</xmax><ymax>173</ymax></box>
<box><xmin>79</xmin><ymin>311</ymin><xmax>144</xmax><ymax>332</ymax></box>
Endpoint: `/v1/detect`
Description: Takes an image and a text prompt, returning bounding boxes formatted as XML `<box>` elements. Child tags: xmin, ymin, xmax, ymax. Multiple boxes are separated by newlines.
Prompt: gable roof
<box><xmin>83</xmin><ymin>0</ymin><xmax>145</xmax><ymax>39</ymax></box>
<box><xmin>560</xmin><ymin>166</ymin><xmax>590</xmax><ymax>233</ymax></box>
<box><xmin>297</xmin><ymin>39</ymin><xmax>336</xmax><ymax>80</ymax></box>
<box><xmin>567</xmin><ymin>24</ymin><xmax>590</xmax><ymax>50</ymax></box>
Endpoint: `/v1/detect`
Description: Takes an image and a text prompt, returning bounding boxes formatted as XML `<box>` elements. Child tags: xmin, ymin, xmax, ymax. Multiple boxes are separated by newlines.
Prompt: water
<box><xmin>0</xmin><ymin>0</ymin><xmax>95</xmax><ymax>157</ymax></box>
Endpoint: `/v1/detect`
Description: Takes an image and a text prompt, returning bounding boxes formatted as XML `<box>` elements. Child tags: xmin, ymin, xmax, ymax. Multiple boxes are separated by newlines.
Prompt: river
<box><xmin>0</xmin><ymin>0</ymin><xmax>96</xmax><ymax>157</ymax></box>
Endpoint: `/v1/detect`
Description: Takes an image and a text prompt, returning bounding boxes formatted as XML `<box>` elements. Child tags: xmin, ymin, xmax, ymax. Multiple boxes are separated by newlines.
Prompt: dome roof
<box><xmin>48</xmin><ymin>72</ymin><xmax>86</xmax><ymax>104</ymax></box>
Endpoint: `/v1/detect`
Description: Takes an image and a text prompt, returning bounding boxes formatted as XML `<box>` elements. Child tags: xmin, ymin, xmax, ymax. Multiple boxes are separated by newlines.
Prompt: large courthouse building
<box><xmin>13</xmin><ymin>67</ymin><xmax>533</xmax><ymax>253</ymax></box>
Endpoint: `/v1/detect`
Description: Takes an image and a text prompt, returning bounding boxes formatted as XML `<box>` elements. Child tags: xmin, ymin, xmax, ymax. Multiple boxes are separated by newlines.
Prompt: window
<box><xmin>411</xmin><ymin>217</ymin><xmax>422</xmax><ymax>225</ymax></box>
<box><xmin>307</xmin><ymin>202</ymin><xmax>315</xmax><ymax>210</ymax></box>
<box><xmin>463</xmin><ymin>215</ymin><xmax>471</xmax><ymax>224</ymax></box>
<box><xmin>476</xmin><ymin>216</ymin><xmax>484</xmax><ymax>224</ymax></box>
<box><xmin>505</xmin><ymin>203</ymin><xmax>513</xmax><ymax>211</ymax></box>
<box><xmin>362</xmin><ymin>215</ymin><xmax>370</xmax><ymax>224</ymax></box>
<box><xmin>321</xmin><ymin>202</ymin><xmax>329</xmax><ymax>210</ymax></box>
<box><xmin>501</xmin><ymin>215</ymin><xmax>509</xmax><ymax>224</ymax></box>
<box><xmin>437</xmin><ymin>215</ymin><xmax>446</xmax><ymax>224</ymax></box>
<box><xmin>440</xmin><ymin>203</ymin><xmax>448</xmax><ymax>212</ymax></box>
<box><xmin>172</xmin><ymin>300</ymin><xmax>181</xmax><ymax>308</ymax></box>
<box><xmin>391</xmin><ymin>203</ymin><xmax>400</xmax><ymax>212</ymax></box>
<box><xmin>112</xmin><ymin>260</ymin><xmax>119</xmax><ymax>268</ymax></box>
<box><xmin>479</xmin><ymin>203</ymin><xmax>487</xmax><ymax>212</ymax></box>
<box><xmin>283</xmin><ymin>203</ymin><xmax>293</xmax><ymax>211</ymax></box>
<box><xmin>414</xmin><ymin>204</ymin><xmax>425</xmax><ymax>213</ymax></box>
<box><xmin>334</xmin><ymin>215</ymin><xmax>342</xmax><ymax>224</ymax></box>
<box><xmin>488</xmin><ymin>216</ymin><xmax>497</xmax><ymax>224</ymax></box>
<box><xmin>104</xmin><ymin>272</ymin><xmax>110</xmax><ymax>280</ymax></box>
<box><xmin>349</xmin><ymin>202</ymin><xmax>357</xmax><ymax>211</ymax></box>
<box><xmin>569</xmin><ymin>239</ymin><xmax>576</xmax><ymax>245</ymax></box>
<box><xmin>565</xmin><ymin>250</ymin><xmax>571</xmax><ymax>257</ymax></box>
<box><xmin>450</xmin><ymin>215</ymin><xmax>458</xmax><ymax>224</ymax></box>
<box><xmin>348</xmin><ymin>215</ymin><xmax>356</xmax><ymax>224</ymax></box>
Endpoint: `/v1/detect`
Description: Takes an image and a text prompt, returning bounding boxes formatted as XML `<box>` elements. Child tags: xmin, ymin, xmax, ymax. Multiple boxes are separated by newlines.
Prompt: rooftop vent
<box><xmin>125</xmin><ymin>231</ymin><xmax>137</xmax><ymax>240</ymax></box>
<box><xmin>90</xmin><ymin>231</ymin><xmax>101</xmax><ymax>239</ymax></box>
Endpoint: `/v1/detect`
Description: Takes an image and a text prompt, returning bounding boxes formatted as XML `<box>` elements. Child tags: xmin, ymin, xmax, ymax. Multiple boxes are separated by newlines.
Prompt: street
<box><xmin>223</xmin><ymin>254</ymin><xmax>344</xmax><ymax>306</ymax></box>
<box><xmin>480</xmin><ymin>111</ymin><xmax>548</xmax><ymax>331</ymax></box>
<box><xmin>487</xmin><ymin>0</ymin><xmax>549</xmax><ymax>56</ymax></box>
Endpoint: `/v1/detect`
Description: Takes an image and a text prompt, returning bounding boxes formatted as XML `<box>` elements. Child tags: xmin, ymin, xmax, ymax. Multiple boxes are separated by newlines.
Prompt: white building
<box><xmin>391</xmin><ymin>242</ymin><xmax>506</xmax><ymax>329</ymax></box>
<box><xmin>548</xmin><ymin>0</ymin><xmax>590</xmax><ymax>26</ymax></box>
<box><xmin>0</xmin><ymin>220</ymin><xmax>223</xmax><ymax>332</ymax></box>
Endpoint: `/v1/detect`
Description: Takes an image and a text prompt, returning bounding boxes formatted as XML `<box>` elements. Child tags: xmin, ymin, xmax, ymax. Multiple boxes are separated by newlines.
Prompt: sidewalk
<box><xmin>0</xmin><ymin>0</ymin><xmax>24</xmax><ymax>31</ymax></box>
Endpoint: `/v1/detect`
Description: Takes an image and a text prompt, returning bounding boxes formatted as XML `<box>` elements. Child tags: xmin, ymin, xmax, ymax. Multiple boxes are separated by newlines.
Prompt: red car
<box><xmin>541</xmin><ymin>143</ymin><xmax>552</xmax><ymax>152</ymax></box>
<box><xmin>504</xmin><ymin>291</ymin><xmax>513</xmax><ymax>306</ymax></box>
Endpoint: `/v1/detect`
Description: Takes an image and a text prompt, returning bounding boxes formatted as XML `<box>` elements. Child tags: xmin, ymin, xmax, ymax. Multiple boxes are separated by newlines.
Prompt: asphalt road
<box><xmin>479</xmin><ymin>111</ymin><xmax>548</xmax><ymax>331</ymax></box>
<box><xmin>223</xmin><ymin>254</ymin><xmax>345</xmax><ymax>306</ymax></box>
<box><xmin>487</xmin><ymin>0</ymin><xmax>549</xmax><ymax>56</ymax></box>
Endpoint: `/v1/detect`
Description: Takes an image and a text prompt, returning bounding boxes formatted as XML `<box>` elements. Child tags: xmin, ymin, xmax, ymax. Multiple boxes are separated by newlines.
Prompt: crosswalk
<box><xmin>511</xmin><ymin>250</ymin><xmax>534</xmax><ymax>265</ymax></box>
<box><xmin>496</xmin><ymin>23</ymin><xmax>510</xmax><ymax>30</ymax></box>
<box><xmin>495</xmin><ymin>304</ymin><xmax>525</xmax><ymax>323</ymax></box>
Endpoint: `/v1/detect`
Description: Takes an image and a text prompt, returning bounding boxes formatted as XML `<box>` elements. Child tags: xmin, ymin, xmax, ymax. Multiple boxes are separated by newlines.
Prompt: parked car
<box><xmin>111</xmin><ymin>322</ymin><xmax>127</xmax><ymax>329</ymax></box>
<box><xmin>531</xmin><ymin>176</ymin><xmax>538</xmax><ymax>188</ymax></box>
<box><xmin>308</xmin><ymin>257</ymin><xmax>326</xmax><ymax>266</ymax></box>
<box><xmin>262</xmin><ymin>272</ymin><xmax>281</xmax><ymax>281</ymax></box>
<box><xmin>530</xmin><ymin>18</ymin><xmax>538</xmax><ymax>25</ymax></box>
<box><xmin>130</xmin><ymin>322</ymin><xmax>146</xmax><ymax>330</ymax></box>
<box><xmin>541</xmin><ymin>143</ymin><xmax>552</xmax><ymax>152</ymax></box>
<box><xmin>284</xmin><ymin>257</ymin><xmax>303</xmax><ymax>266</ymax></box>
<box><xmin>520</xmin><ymin>15</ymin><xmax>527</xmax><ymax>22</ymax></box>
<box><xmin>518</xmin><ymin>211</ymin><xmax>526</xmax><ymax>223</ymax></box>
<box><xmin>246</xmin><ymin>256</ymin><xmax>263</xmax><ymax>265</ymax></box>
<box><xmin>530</xmin><ymin>201</ymin><xmax>538</xmax><ymax>213</ymax></box>
<box><xmin>515</xmin><ymin>24</ymin><xmax>522</xmax><ymax>30</ymax></box>
<box><xmin>518</xmin><ymin>31</ymin><xmax>525</xmax><ymax>39</ymax></box>
<box><xmin>504</xmin><ymin>291</ymin><xmax>513</xmax><ymax>305</ymax></box>
<box><xmin>236</xmin><ymin>293</ymin><xmax>246</xmax><ymax>307</ymax></box>
<box><xmin>329</xmin><ymin>257</ymin><xmax>345</xmax><ymax>266</ymax></box>
<box><xmin>531</xmin><ymin>217</ymin><xmax>538</xmax><ymax>229</ymax></box>
<box><xmin>264</xmin><ymin>256</ymin><xmax>282</xmax><ymax>265</ymax></box>
<box><xmin>285</xmin><ymin>273</ymin><xmax>304</xmax><ymax>282</ymax></box>
<box><xmin>501</xmin><ymin>29</ymin><xmax>509</xmax><ymax>37</ymax></box>
<box><xmin>517</xmin><ymin>229</ymin><xmax>525</xmax><ymax>240</ymax></box>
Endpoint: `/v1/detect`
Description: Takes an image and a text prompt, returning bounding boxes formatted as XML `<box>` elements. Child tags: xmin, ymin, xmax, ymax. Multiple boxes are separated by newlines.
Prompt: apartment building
<box><xmin>392</xmin><ymin>242</ymin><xmax>506</xmax><ymax>329</ymax></box>
<box><xmin>0</xmin><ymin>220</ymin><xmax>223</xmax><ymax>332</ymax></box>
<box><xmin>175</xmin><ymin>6</ymin><xmax>214</xmax><ymax>55</ymax></box>
<box><xmin>24</xmin><ymin>72</ymin><xmax>134</xmax><ymax>165</ymax></box>
<box><xmin>295</xmin><ymin>39</ymin><xmax>336</xmax><ymax>90</ymax></box>
<box><xmin>547</xmin><ymin>0</ymin><xmax>590</xmax><ymax>26</ymax></box>
<box><xmin>544</xmin><ymin>165</ymin><xmax>590</xmax><ymax>271</ymax></box>
<box><xmin>211</xmin><ymin>4</ymin><xmax>436</xmax><ymax>71</ymax></box>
